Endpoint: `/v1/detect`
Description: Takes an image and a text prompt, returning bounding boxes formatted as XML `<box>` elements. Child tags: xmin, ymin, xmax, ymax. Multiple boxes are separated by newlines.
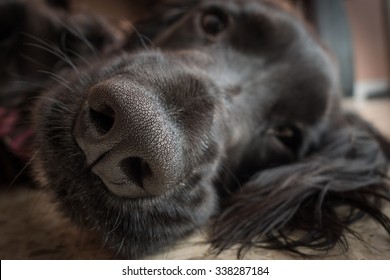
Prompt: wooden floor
<box><xmin>0</xmin><ymin>98</ymin><xmax>389</xmax><ymax>260</ymax></box>
<box><xmin>344</xmin><ymin>97</ymin><xmax>390</xmax><ymax>138</ymax></box>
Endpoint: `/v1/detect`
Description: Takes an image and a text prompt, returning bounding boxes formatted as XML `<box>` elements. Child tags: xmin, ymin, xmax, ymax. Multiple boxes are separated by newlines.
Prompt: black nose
<box><xmin>73</xmin><ymin>77</ymin><xmax>184</xmax><ymax>198</ymax></box>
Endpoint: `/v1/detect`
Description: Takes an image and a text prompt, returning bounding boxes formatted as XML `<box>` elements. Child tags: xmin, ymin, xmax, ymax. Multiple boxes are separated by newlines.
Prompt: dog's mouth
<box><xmin>31</xmin><ymin>51</ymin><xmax>223</xmax><ymax>258</ymax></box>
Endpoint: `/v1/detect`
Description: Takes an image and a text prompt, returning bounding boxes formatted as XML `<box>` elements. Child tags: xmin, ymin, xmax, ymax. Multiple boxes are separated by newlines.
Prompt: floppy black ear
<box><xmin>210</xmin><ymin>112</ymin><xmax>390</xmax><ymax>257</ymax></box>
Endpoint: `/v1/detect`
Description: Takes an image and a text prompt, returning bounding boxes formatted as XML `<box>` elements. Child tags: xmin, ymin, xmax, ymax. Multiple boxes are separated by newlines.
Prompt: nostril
<box><xmin>89</xmin><ymin>106</ymin><xmax>115</xmax><ymax>135</ymax></box>
<box><xmin>121</xmin><ymin>157</ymin><xmax>153</xmax><ymax>189</ymax></box>
<box><xmin>75</xmin><ymin>78</ymin><xmax>183</xmax><ymax>197</ymax></box>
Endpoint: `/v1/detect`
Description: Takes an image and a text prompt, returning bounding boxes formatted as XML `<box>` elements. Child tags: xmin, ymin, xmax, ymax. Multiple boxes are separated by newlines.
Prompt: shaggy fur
<box><xmin>1</xmin><ymin>0</ymin><xmax>390</xmax><ymax>259</ymax></box>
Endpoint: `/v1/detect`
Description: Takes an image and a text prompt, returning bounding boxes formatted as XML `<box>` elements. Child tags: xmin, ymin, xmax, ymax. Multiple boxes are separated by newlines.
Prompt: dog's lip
<box><xmin>90</xmin><ymin>150</ymin><xmax>184</xmax><ymax>198</ymax></box>
<box><xmin>107</xmin><ymin>179</ymin><xmax>127</xmax><ymax>186</ymax></box>
<box><xmin>88</xmin><ymin>151</ymin><xmax>148</xmax><ymax>198</ymax></box>
<box><xmin>97</xmin><ymin>173</ymin><xmax>152</xmax><ymax>198</ymax></box>
<box><xmin>93</xmin><ymin>156</ymin><xmax>198</xmax><ymax>199</ymax></box>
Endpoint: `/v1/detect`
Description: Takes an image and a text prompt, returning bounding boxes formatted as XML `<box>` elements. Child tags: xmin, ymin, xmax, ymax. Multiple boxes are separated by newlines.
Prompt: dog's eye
<box><xmin>201</xmin><ymin>9</ymin><xmax>228</xmax><ymax>37</ymax></box>
<box><xmin>267</xmin><ymin>124</ymin><xmax>303</xmax><ymax>153</ymax></box>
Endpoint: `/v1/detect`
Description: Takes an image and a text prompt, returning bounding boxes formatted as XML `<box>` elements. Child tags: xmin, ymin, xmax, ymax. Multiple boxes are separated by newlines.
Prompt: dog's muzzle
<box><xmin>73</xmin><ymin>76</ymin><xmax>185</xmax><ymax>198</ymax></box>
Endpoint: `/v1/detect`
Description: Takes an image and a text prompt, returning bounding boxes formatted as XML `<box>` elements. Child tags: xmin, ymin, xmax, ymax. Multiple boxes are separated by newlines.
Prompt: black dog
<box><xmin>2</xmin><ymin>0</ymin><xmax>390</xmax><ymax>259</ymax></box>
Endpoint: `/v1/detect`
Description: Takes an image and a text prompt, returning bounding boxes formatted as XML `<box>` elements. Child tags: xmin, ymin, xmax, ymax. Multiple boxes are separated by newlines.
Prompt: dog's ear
<box><xmin>211</xmin><ymin>113</ymin><xmax>390</xmax><ymax>257</ymax></box>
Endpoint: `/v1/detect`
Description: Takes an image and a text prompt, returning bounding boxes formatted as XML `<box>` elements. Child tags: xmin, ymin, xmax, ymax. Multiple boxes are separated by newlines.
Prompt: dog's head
<box><xmin>11</xmin><ymin>0</ymin><xmax>389</xmax><ymax>258</ymax></box>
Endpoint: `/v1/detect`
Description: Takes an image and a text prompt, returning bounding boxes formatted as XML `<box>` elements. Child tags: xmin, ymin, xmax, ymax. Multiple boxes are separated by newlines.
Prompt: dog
<box><xmin>1</xmin><ymin>0</ymin><xmax>390</xmax><ymax>259</ymax></box>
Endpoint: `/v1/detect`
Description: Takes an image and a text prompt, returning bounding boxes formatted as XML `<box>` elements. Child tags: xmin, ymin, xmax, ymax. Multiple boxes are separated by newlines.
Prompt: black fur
<box><xmin>1</xmin><ymin>0</ymin><xmax>390</xmax><ymax>259</ymax></box>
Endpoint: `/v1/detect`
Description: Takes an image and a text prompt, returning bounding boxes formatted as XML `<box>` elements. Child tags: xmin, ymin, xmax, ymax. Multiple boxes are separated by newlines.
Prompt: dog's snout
<box><xmin>74</xmin><ymin>77</ymin><xmax>184</xmax><ymax>198</ymax></box>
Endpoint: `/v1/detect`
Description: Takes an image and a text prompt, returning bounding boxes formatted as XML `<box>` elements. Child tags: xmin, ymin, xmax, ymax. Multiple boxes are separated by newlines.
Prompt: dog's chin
<box><xmin>34</xmin><ymin>145</ymin><xmax>218</xmax><ymax>258</ymax></box>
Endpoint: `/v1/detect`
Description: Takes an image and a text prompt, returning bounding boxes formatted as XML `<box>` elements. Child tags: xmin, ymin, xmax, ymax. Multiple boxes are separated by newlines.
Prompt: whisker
<box><xmin>6</xmin><ymin>149</ymin><xmax>40</xmax><ymax>191</ymax></box>
<box><xmin>19</xmin><ymin>53</ymin><xmax>48</xmax><ymax>69</ymax></box>
<box><xmin>38</xmin><ymin>70</ymin><xmax>75</xmax><ymax>92</ymax></box>
<box><xmin>22</xmin><ymin>32</ymin><xmax>62</xmax><ymax>52</ymax></box>
<box><xmin>27</xmin><ymin>95</ymin><xmax>74</xmax><ymax>114</ymax></box>
<box><xmin>113</xmin><ymin>236</ymin><xmax>127</xmax><ymax>257</ymax></box>
<box><xmin>126</xmin><ymin>20</ymin><xmax>153</xmax><ymax>50</ymax></box>
<box><xmin>57</xmin><ymin>17</ymin><xmax>98</xmax><ymax>57</ymax></box>
<box><xmin>6</xmin><ymin>80</ymin><xmax>43</xmax><ymax>91</ymax></box>
<box><xmin>22</xmin><ymin>33</ymin><xmax>79</xmax><ymax>72</ymax></box>
<box><xmin>23</xmin><ymin>42</ymin><xmax>80</xmax><ymax>75</ymax></box>
<box><xmin>107</xmin><ymin>212</ymin><xmax>123</xmax><ymax>235</ymax></box>
<box><xmin>63</xmin><ymin>47</ymin><xmax>93</xmax><ymax>68</ymax></box>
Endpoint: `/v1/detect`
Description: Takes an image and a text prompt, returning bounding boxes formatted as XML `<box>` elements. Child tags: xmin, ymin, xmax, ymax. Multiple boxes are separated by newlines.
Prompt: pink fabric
<box><xmin>0</xmin><ymin>107</ymin><xmax>33</xmax><ymax>161</ymax></box>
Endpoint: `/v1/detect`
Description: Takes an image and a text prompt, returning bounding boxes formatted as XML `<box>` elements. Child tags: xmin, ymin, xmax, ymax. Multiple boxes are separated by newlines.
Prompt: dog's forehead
<box><xmin>198</xmin><ymin>0</ymin><xmax>294</xmax><ymax>18</ymax></box>
<box><xmin>163</xmin><ymin>0</ymin><xmax>310</xmax><ymax>54</ymax></box>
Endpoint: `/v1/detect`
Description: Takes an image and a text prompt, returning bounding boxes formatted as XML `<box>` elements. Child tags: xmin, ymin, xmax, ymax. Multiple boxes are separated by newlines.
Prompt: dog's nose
<box><xmin>73</xmin><ymin>77</ymin><xmax>184</xmax><ymax>198</ymax></box>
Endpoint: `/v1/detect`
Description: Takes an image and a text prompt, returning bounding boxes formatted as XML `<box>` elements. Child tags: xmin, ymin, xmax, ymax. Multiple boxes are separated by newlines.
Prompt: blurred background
<box><xmin>293</xmin><ymin>0</ymin><xmax>390</xmax><ymax>100</ymax></box>
<box><xmin>293</xmin><ymin>0</ymin><xmax>390</xmax><ymax>137</ymax></box>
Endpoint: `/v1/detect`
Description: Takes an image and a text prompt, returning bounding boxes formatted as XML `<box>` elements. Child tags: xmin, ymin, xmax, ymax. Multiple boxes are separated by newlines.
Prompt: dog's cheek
<box><xmin>31</xmin><ymin>80</ymin><xmax>220</xmax><ymax>259</ymax></box>
<box><xmin>31</xmin><ymin>79</ymin><xmax>89</xmax><ymax>185</ymax></box>
<box><xmin>30</xmin><ymin>153</ymin><xmax>51</xmax><ymax>189</ymax></box>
